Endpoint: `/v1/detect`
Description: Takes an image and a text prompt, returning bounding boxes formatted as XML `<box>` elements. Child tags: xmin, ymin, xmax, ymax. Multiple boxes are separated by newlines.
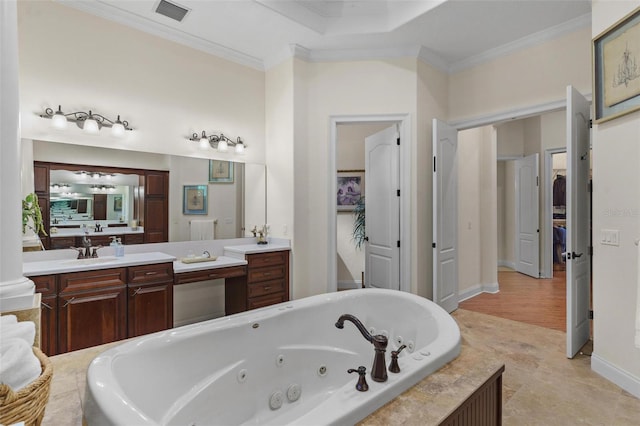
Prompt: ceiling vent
<box><xmin>155</xmin><ymin>0</ymin><xmax>190</xmax><ymax>22</ymax></box>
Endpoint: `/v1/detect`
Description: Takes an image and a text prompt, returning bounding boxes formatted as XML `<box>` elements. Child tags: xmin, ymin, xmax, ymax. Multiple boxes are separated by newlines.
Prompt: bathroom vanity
<box><xmin>23</xmin><ymin>241</ymin><xmax>292</xmax><ymax>356</ymax></box>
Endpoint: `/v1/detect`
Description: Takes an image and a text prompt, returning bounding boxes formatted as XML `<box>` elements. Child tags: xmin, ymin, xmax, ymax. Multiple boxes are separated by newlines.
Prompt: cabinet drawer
<box><xmin>248</xmin><ymin>265</ymin><xmax>285</xmax><ymax>283</ymax></box>
<box><xmin>175</xmin><ymin>265</ymin><xmax>247</xmax><ymax>285</ymax></box>
<box><xmin>247</xmin><ymin>251</ymin><xmax>287</xmax><ymax>268</ymax></box>
<box><xmin>32</xmin><ymin>275</ymin><xmax>57</xmax><ymax>296</ymax></box>
<box><xmin>247</xmin><ymin>279</ymin><xmax>286</xmax><ymax>298</ymax></box>
<box><xmin>128</xmin><ymin>263</ymin><xmax>174</xmax><ymax>286</ymax></box>
<box><xmin>50</xmin><ymin>237</ymin><xmax>76</xmax><ymax>250</ymax></box>
<box><xmin>80</xmin><ymin>234</ymin><xmax>113</xmax><ymax>247</ymax></box>
<box><xmin>60</xmin><ymin>268</ymin><xmax>126</xmax><ymax>294</ymax></box>
<box><xmin>124</xmin><ymin>233</ymin><xmax>144</xmax><ymax>245</ymax></box>
<box><xmin>248</xmin><ymin>293</ymin><xmax>286</xmax><ymax>310</ymax></box>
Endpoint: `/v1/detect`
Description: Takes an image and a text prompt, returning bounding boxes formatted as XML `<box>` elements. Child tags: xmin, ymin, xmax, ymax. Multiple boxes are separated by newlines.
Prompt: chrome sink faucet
<box><xmin>335</xmin><ymin>314</ymin><xmax>388</xmax><ymax>382</ymax></box>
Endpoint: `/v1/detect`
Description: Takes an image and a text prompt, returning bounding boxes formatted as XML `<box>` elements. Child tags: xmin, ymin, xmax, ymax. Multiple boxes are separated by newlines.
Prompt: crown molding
<box><xmin>449</xmin><ymin>12</ymin><xmax>591</xmax><ymax>74</ymax></box>
<box><xmin>58</xmin><ymin>0</ymin><xmax>265</xmax><ymax>71</ymax></box>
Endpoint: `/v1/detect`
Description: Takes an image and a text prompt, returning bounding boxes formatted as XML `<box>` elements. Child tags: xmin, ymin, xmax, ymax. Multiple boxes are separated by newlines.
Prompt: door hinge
<box><xmin>589</xmin><ymin>119</ymin><xmax>593</xmax><ymax>129</ymax></box>
<box><xmin>536</xmin><ymin>176</ymin><xmax>539</xmax><ymax>186</ymax></box>
<box><xmin>397</xmin><ymin>137</ymin><xmax>400</xmax><ymax>146</ymax></box>
<box><xmin>588</xmin><ymin>246</ymin><xmax>593</xmax><ymax>255</ymax></box>
<box><xmin>397</xmin><ymin>189</ymin><xmax>400</xmax><ymax>196</ymax></box>
<box><xmin>397</xmin><ymin>240</ymin><xmax>400</xmax><ymax>248</ymax></box>
<box><xmin>432</xmin><ymin>242</ymin><xmax>436</xmax><ymax>248</ymax></box>
<box><xmin>588</xmin><ymin>181</ymin><xmax>593</xmax><ymax>192</ymax></box>
<box><xmin>433</xmin><ymin>156</ymin><xmax>436</xmax><ymax>172</ymax></box>
<box><xmin>589</xmin><ymin>310</ymin><xmax>594</xmax><ymax>319</ymax></box>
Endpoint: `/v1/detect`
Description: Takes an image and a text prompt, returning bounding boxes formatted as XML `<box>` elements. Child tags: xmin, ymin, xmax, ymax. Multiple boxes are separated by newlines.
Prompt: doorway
<box><xmin>328</xmin><ymin>114</ymin><xmax>412</xmax><ymax>294</ymax></box>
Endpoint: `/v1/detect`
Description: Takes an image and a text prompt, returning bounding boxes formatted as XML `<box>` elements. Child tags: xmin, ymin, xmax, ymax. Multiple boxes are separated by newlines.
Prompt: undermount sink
<box><xmin>62</xmin><ymin>256</ymin><xmax>118</xmax><ymax>266</ymax></box>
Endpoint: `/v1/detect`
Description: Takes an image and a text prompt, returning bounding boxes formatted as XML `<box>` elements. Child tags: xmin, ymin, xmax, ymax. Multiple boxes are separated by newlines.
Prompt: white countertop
<box><xmin>172</xmin><ymin>256</ymin><xmax>247</xmax><ymax>273</ymax></box>
<box><xmin>23</xmin><ymin>252</ymin><xmax>176</xmax><ymax>276</ymax></box>
<box><xmin>224</xmin><ymin>243</ymin><xmax>291</xmax><ymax>258</ymax></box>
<box><xmin>50</xmin><ymin>227</ymin><xmax>144</xmax><ymax>237</ymax></box>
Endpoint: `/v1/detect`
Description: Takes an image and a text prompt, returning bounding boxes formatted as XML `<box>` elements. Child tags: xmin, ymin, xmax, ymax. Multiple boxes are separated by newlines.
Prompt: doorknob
<box><xmin>569</xmin><ymin>252</ymin><xmax>583</xmax><ymax>259</ymax></box>
<box><xmin>364</xmin><ymin>237</ymin><xmax>369</xmax><ymax>241</ymax></box>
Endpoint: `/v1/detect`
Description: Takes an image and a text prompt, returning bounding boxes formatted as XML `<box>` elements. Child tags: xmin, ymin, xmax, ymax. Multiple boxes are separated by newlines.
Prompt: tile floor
<box><xmin>453</xmin><ymin>309</ymin><xmax>640</xmax><ymax>425</ymax></box>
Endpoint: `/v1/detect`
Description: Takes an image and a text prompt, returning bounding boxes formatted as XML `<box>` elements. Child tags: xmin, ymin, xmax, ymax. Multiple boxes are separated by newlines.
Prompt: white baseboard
<box><xmin>458</xmin><ymin>282</ymin><xmax>500</xmax><ymax>303</ymax></box>
<box><xmin>338</xmin><ymin>280</ymin><xmax>362</xmax><ymax>290</ymax></box>
<box><xmin>591</xmin><ymin>352</ymin><xmax>640</xmax><ymax>399</ymax></box>
<box><xmin>498</xmin><ymin>260</ymin><xmax>516</xmax><ymax>269</ymax></box>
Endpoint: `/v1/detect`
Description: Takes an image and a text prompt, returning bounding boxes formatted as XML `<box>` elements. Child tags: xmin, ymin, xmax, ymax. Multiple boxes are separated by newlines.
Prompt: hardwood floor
<box><xmin>459</xmin><ymin>270</ymin><xmax>567</xmax><ymax>332</ymax></box>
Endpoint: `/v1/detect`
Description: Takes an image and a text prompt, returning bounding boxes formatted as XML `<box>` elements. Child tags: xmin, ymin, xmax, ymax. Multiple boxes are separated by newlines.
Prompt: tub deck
<box><xmin>42</xmin><ymin>332</ymin><xmax>504</xmax><ymax>425</ymax></box>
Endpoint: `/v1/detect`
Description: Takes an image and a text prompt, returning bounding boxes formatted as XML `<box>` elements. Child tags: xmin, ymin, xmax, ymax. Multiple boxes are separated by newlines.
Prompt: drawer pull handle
<box><xmin>145</xmin><ymin>271</ymin><xmax>158</xmax><ymax>276</ymax></box>
<box><xmin>208</xmin><ymin>274</ymin><xmax>220</xmax><ymax>279</ymax></box>
<box><xmin>264</xmin><ymin>286</ymin><xmax>271</xmax><ymax>291</ymax></box>
<box><xmin>263</xmin><ymin>272</ymin><xmax>271</xmax><ymax>276</ymax></box>
<box><xmin>62</xmin><ymin>297</ymin><xmax>76</xmax><ymax>308</ymax></box>
<box><xmin>132</xmin><ymin>287</ymin><xmax>142</xmax><ymax>296</ymax></box>
<box><xmin>41</xmin><ymin>302</ymin><xmax>53</xmax><ymax>310</ymax></box>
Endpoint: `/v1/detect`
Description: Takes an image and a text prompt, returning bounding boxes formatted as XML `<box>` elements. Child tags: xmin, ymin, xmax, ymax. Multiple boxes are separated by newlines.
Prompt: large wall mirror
<box><xmin>30</xmin><ymin>140</ymin><xmax>266</xmax><ymax>246</ymax></box>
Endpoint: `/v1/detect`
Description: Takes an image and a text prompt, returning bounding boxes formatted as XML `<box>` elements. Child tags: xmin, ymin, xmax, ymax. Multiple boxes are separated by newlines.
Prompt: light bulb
<box><xmin>84</xmin><ymin>116</ymin><xmax>99</xmax><ymax>134</ymax></box>
<box><xmin>235</xmin><ymin>138</ymin><xmax>245</xmax><ymax>154</ymax></box>
<box><xmin>111</xmin><ymin>117</ymin><xmax>125</xmax><ymax>137</ymax></box>
<box><xmin>198</xmin><ymin>131</ymin><xmax>209</xmax><ymax>149</ymax></box>
<box><xmin>217</xmin><ymin>139</ymin><xmax>228</xmax><ymax>152</ymax></box>
<box><xmin>51</xmin><ymin>106</ymin><xmax>68</xmax><ymax>129</ymax></box>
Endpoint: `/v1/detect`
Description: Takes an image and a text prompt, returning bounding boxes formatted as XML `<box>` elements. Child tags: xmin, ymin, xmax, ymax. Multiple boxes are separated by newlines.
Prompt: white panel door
<box><xmin>432</xmin><ymin>119</ymin><xmax>458</xmax><ymax>313</ymax></box>
<box><xmin>515</xmin><ymin>153</ymin><xmax>540</xmax><ymax>278</ymax></box>
<box><xmin>364</xmin><ymin>126</ymin><xmax>400</xmax><ymax>290</ymax></box>
<box><xmin>566</xmin><ymin>85</ymin><xmax>591</xmax><ymax>358</ymax></box>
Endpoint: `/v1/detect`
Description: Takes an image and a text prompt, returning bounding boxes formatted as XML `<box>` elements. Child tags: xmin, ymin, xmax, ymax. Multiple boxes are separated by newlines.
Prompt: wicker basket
<box><xmin>0</xmin><ymin>346</ymin><xmax>53</xmax><ymax>426</ymax></box>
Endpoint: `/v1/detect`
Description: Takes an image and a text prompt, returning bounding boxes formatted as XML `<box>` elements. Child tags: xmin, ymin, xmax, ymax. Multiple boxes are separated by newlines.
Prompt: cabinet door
<box><xmin>128</xmin><ymin>282</ymin><xmax>173</xmax><ymax>337</ymax></box>
<box><xmin>93</xmin><ymin>194</ymin><xmax>107</xmax><ymax>220</ymax></box>
<box><xmin>40</xmin><ymin>294</ymin><xmax>58</xmax><ymax>356</ymax></box>
<box><xmin>32</xmin><ymin>275</ymin><xmax>58</xmax><ymax>356</ymax></box>
<box><xmin>58</xmin><ymin>287</ymin><xmax>126</xmax><ymax>353</ymax></box>
<box><xmin>33</xmin><ymin>163</ymin><xmax>50</xmax><ymax>194</ymax></box>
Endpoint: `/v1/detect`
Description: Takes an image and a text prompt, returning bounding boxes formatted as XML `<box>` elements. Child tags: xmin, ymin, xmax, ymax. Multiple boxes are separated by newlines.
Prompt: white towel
<box><xmin>0</xmin><ymin>338</ymin><xmax>41</xmax><ymax>391</ymax></box>
<box><xmin>0</xmin><ymin>314</ymin><xmax>18</xmax><ymax>327</ymax></box>
<box><xmin>190</xmin><ymin>219</ymin><xmax>215</xmax><ymax>241</ymax></box>
<box><xmin>0</xmin><ymin>320</ymin><xmax>36</xmax><ymax>346</ymax></box>
<box><xmin>635</xmin><ymin>240</ymin><xmax>640</xmax><ymax>349</ymax></box>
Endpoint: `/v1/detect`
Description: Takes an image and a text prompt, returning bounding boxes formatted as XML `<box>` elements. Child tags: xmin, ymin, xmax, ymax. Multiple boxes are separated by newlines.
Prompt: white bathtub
<box><xmin>84</xmin><ymin>289</ymin><xmax>461</xmax><ymax>425</ymax></box>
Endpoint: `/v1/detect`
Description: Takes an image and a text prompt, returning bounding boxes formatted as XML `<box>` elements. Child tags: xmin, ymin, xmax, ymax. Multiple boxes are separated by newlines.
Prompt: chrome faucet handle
<box><xmin>202</xmin><ymin>250</ymin><xmax>211</xmax><ymax>258</ymax></box>
<box><xmin>91</xmin><ymin>246</ymin><xmax>103</xmax><ymax>258</ymax></box>
<box><xmin>389</xmin><ymin>344</ymin><xmax>407</xmax><ymax>373</ymax></box>
<box><xmin>347</xmin><ymin>366</ymin><xmax>369</xmax><ymax>392</ymax></box>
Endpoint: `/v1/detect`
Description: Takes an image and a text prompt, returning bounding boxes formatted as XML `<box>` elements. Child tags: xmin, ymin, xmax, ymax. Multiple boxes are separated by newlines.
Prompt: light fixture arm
<box><xmin>41</xmin><ymin>105</ymin><xmax>132</xmax><ymax>131</ymax></box>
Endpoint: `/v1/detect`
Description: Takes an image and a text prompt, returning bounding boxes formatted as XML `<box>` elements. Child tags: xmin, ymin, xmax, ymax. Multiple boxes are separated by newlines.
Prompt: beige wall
<box><xmin>17</xmin><ymin>1</ymin><xmax>266</xmax><ymax>165</ymax></box>
<box><xmin>591</xmin><ymin>0</ymin><xmax>640</xmax><ymax>394</ymax></box>
<box><xmin>449</xmin><ymin>26</ymin><xmax>592</xmax><ymax>121</ymax></box>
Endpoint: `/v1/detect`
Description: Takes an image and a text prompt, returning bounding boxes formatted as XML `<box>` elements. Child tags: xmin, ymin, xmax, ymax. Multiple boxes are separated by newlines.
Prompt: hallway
<box><xmin>459</xmin><ymin>270</ymin><xmax>566</xmax><ymax>332</ymax></box>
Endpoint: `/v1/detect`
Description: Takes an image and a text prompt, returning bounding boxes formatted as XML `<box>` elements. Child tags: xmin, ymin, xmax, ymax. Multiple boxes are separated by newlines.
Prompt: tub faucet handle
<box><xmin>389</xmin><ymin>344</ymin><xmax>407</xmax><ymax>373</ymax></box>
<box><xmin>347</xmin><ymin>366</ymin><xmax>369</xmax><ymax>392</ymax></box>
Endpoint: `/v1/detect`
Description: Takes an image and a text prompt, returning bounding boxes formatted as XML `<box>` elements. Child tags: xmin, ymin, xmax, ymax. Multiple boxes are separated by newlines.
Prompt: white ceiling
<box><xmin>61</xmin><ymin>0</ymin><xmax>592</xmax><ymax>71</ymax></box>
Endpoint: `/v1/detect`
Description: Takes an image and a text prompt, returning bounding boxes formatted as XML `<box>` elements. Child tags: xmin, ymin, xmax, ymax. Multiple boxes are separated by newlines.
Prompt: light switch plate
<box><xmin>601</xmin><ymin>229</ymin><xmax>620</xmax><ymax>246</ymax></box>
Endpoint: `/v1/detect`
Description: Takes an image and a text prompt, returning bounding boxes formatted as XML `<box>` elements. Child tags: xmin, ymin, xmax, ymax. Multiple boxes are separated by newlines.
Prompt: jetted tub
<box><xmin>84</xmin><ymin>289</ymin><xmax>461</xmax><ymax>425</ymax></box>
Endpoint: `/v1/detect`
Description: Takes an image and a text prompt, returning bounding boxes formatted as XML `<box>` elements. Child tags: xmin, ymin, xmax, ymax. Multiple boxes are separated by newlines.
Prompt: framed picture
<box><xmin>209</xmin><ymin>160</ymin><xmax>234</xmax><ymax>183</ymax></box>
<box><xmin>337</xmin><ymin>170</ymin><xmax>364</xmax><ymax>212</ymax></box>
<box><xmin>593</xmin><ymin>6</ymin><xmax>640</xmax><ymax>123</ymax></box>
<box><xmin>183</xmin><ymin>185</ymin><xmax>208</xmax><ymax>215</ymax></box>
<box><xmin>113</xmin><ymin>195</ymin><xmax>122</xmax><ymax>212</ymax></box>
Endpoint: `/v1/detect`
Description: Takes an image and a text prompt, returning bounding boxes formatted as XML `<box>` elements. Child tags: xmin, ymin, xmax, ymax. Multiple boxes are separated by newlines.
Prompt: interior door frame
<box><xmin>328</xmin><ymin>114</ymin><xmax>412</xmax><ymax>294</ymax></box>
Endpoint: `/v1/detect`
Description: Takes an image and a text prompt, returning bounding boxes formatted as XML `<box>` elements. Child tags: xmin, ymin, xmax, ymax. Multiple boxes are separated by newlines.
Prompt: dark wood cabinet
<box><xmin>32</xmin><ymin>275</ymin><xmax>58</xmax><ymax>356</ymax></box>
<box><xmin>127</xmin><ymin>263</ymin><xmax>174</xmax><ymax>337</ymax></box>
<box><xmin>225</xmin><ymin>250</ymin><xmax>289</xmax><ymax>315</ymax></box>
<box><xmin>33</xmin><ymin>163</ymin><xmax>49</xmax><ymax>194</ymax></box>
<box><xmin>92</xmin><ymin>194</ymin><xmax>107</xmax><ymax>219</ymax></box>
<box><xmin>31</xmin><ymin>262</ymin><xmax>175</xmax><ymax>355</ymax></box>
<box><xmin>50</xmin><ymin>236</ymin><xmax>76</xmax><ymax>250</ymax></box>
<box><xmin>143</xmin><ymin>171</ymin><xmax>168</xmax><ymax>243</ymax></box>
<box><xmin>123</xmin><ymin>233</ymin><xmax>144</xmax><ymax>245</ymax></box>
<box><xmin>58</xmin><ymin>268</ymin><xmax>127</xmax><ymax>353</ymax></box>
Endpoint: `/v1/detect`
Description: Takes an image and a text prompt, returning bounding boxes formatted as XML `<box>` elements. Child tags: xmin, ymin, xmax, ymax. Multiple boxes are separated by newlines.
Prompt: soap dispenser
<box><xmin>115</xmin><ymin>238</ymin><xmax>124</xmax><ymax>257</ymax></box>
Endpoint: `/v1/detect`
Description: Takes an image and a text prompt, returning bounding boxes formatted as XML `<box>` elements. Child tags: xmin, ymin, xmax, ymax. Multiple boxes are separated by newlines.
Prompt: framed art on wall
<box><xmin>337</xmin><ymin>170</ymin><xmax>364</xmax><ymax>212</ymax></box>
<box><xmin>209</xmin><ymin>160</ymin><xmax>234</xmax><ymax>183</ymax></box>
<box><xmin>593</xmin><ymin>6</ymin><xmax>640</xmax><ymax>123</ymax></box>
<box><xmin>183</xmin><ymin>185</ymin><xmax>207</xmax><ymax>215</ymax></box>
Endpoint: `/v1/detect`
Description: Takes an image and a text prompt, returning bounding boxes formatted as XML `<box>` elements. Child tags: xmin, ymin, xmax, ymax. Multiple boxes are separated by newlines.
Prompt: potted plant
<box><xmin>22</xmin><ymin>192</ymin><xmax>47</xmax><ymax>239</ymax></box>
<box><xmin>352</xmin><ymin>196</ymin><xmax>365</xmax><ymax>249</ymax></box>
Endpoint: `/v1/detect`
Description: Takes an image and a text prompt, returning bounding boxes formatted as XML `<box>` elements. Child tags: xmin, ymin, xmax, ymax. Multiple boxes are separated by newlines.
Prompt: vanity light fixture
<box><xmin>189</xmin><ymin>131</ymin><xmax>247</xmax><ymax>154</ymax></box>
<box><xmin>41</xmin><ymin>105</ymin><xmax>132</xmax><ymax>137</ymax></box>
